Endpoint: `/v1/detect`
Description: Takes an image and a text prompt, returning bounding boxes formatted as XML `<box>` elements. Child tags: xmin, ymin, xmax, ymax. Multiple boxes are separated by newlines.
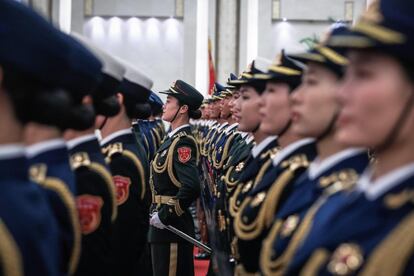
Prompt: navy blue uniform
<box><xmin>286</xmin><ymin>164</ymin><xmax>414</xmax><ymax>276</ymax></box>
<box><xmin>259</xmin><ymin>149</ymin><xmax>369</xmax><ymax>275</ymax></box>
<box><xmin>27</xmin><ymin>140</ymin><xmax>80</xmax><ymax>275</ymax></box>
<box><xmin>0</xmin><ymin>148</ymin><xmax>60</xmax><ymax>276</ymax></box>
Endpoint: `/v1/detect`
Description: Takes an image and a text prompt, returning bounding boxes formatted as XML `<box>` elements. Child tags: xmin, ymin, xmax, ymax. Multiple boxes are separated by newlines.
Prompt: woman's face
<box><xmin>290</xmin><ymin>62</ymin><xmax>341</xmax><ymax>138</ymax></box>
<box><xmin>162</xmin><ymin>95</ymin><xmax>180</xmax><ymax>122</ymax></box>
<box><xmin>210</xmin><ymin>100</ymin><xmax>221</xmax><ymax>119</ymax></box>
<box><xmin>336</xmin><ymin>50</ymin><xmax>414</xmax><ymax>148</ymax></box>
<box><xmin>259</xmin><ymin>81</ymin><xmax>292</xmax><ymax>135</ymax></box>
<box><xmin>229</xmin><ymin>90</ymin><xmax>241</xmax><ymax>123</ymax></box>
<box><xmin>220</xmin><ymin>96</ymin><xmax>232</xmax><ymax>119</ymax></box>
<box><xmin>238</xmin><ymin>85</ymin><xmax>263</xmax><ymax>132</ymax></box>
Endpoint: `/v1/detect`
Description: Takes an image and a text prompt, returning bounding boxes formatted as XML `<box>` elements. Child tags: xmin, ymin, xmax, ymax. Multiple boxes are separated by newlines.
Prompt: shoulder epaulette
<box><xmin>70</xmin><ymin>152</ymin><xmax>91</xmax><ymax>170</ymax></box>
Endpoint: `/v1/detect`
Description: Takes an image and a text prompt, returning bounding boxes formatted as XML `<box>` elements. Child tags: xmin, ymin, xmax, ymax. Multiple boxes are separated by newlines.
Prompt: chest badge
<box><xmin>328</xmin><ymin>243</ymin><xmax>364</xmax><ymax>275</ymax></box>
<box><xmin>76</xmin><ymin>195</ymin><xmax>103</xmax><ymax>235</ymax></box>
<box><xmin>177</xmin><ymin>146</ymin><xmax>192</xmax><ymax>163</ymax></box>
<box><xmin>113</xmin><ymin>175</ymin><xmax>131</xmax><ymax>205</ymax></box>
<box><xmin>235</xmin><ymin>162</ymin><xmax>245</xmax><ymax>172</ymax></box>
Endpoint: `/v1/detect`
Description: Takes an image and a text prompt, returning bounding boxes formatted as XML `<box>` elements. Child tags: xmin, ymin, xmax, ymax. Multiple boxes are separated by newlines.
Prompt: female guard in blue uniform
<box><xmin>149</xmin><ymin>80</ymin><xmax>203</xmax><ymax>276</ymax></box>
<box><xmin>259</xmin><ymin>25</ymin><xmax>370</xmax><ymax>276</ymax></box>
<box><xmin>286</xmin><ymin>0</ymin><xmax>414</xmax><ymax>275</ymax></box>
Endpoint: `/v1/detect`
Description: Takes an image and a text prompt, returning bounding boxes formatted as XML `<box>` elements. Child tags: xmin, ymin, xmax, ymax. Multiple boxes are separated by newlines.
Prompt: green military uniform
<box><xmin>149</xmin><ymin>80</ymin><xmax>203</xmax><ymax>276</ymax></box>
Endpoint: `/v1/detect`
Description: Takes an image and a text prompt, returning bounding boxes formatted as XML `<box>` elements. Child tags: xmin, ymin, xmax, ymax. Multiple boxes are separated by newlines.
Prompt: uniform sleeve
<box><xmin>158</xmin><ymin>137</ymin><xmax>200</xmax><ymax>225</ymax></box>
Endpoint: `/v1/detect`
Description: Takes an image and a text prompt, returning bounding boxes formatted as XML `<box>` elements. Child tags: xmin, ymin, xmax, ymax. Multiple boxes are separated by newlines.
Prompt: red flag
<box><xmin>208</xmin><ymin>38</ymin><xmax>216</xmax><ymax>95</ymax></box>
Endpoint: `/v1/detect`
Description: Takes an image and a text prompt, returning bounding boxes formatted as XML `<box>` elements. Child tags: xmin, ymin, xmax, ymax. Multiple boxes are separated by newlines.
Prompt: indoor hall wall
<box><xmin>258</xmin><ymin>0</ymin><xmax>367</xmax><ymax>61</ymax></box>
<box><xmin>83</xmin><ymin>16</ymin><xmax>184</xmax><ymax>93</ymax></box>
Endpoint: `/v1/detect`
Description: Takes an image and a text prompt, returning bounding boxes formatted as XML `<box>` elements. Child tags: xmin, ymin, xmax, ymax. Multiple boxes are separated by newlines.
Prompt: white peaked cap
<box><xmin>115</xmin><ymin>57</ymin><xmax>154</xmax><ymax>90</ymax></box>
<box><xmin>253</xmin><ymin>57</ymin><xmax>273</xmax><ymax>72</ymax></box>
<box><xmin>71</xmin><ymin>32</ymin><xmax>126</xmax><ymax>81</ymax></box>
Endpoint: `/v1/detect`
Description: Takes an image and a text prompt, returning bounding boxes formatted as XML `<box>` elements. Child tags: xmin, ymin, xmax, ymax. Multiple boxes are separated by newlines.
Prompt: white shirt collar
<box><xmin>168</xmin><ymin>124</ymin><xmax>190</xmax><ymax>138</ymax></box>
<box><xmin>308</xmin><ymin>148</ymin><xmax>365</xmax><ymax>180</ymax></box>
<box><xmin>100</xmin><ymin>128</ymin><xmax>133</xmax><ymax>145</ymax></box>
<box><xmin>217</xmin><ymin>122</ymin><xmax>229</xmax><ymax>131</ymax></box>
<box><xmin>272</xmin><ymin>138</ymin><xmax>315</xmax><ymax>167</ymax></box>
<box><xmin>66</xmin><ymin>134</ymin><xmax>97</xmax><ymax>150</ymax></box>
<box><xmin>0</xmin><ymin>144</ymin><xmax>25</xmax><ymax>160</ymax></box>
<box><xmin>356</xmin><ymin>162</ymin><xmax>414</xmax><ymax>201</ymax></box>
<box><xmin>246</xmin><ymin>135</ymin><xmax>255</xmax><ymax>145</ymax></box>
<box><xmin>225</xmin><ymin>123</ymin><xmax>239</xmax><ymax>134</ymax></box>
<box><xmin>252</xmin><ymin>136</ymin><xmax>278</xmax><ymax>158</ymax></box>
<box><xmin>25</xmin><ymin>139</ymin><xmax>67</xmax><ymax>158</ymax></box>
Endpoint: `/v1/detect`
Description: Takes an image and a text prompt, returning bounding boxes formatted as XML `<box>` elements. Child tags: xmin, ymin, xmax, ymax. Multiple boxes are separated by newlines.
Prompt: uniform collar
<box><xmin>217</xmin><ymin>122</ymin><xmax>229</xmax><ymax>131</ymax></box>
<box><xmin>308</xmin><ymin>148</ymin><xmax>366</xmax><ymax>180</ymax></box>
<box><xmin>252</xmin><ymin>136</ymin><xmax>278</xmax><ymax>158</ymax></box>
<box><xmin>0</xmin><ymin>144</ymin><xmax>25</xmax><ymax>160</ymax></box>
<box><xmin>272</xmin><ymin>138</ymin><xmax>315</xmax><ymax>167</ymax></box>
<box><xmin>25</xmin><ymin>138</ymin><xmax>66</xmax><ymax>158</ymax></box>
<box><xmin>225</xmin><ymin>123</ymin><xmax>239</xmax><ymax>134</ymax></box>
<box><xmin>168</xmin><ymin>124</ymin><xmax>190</xmax><ymax>138</ymax></box>
<box><xmin>356</xmin><ymin>162</ymin><xmax>414</xmax><ymax>201</ymax></box>
<box><xmin>100</xmin><ymin>128</ymin><xmax>133</xmax><ymax>145</ymax></box>
<box><xmin>66</xmin><ymin>134</ymin><xmax>97</xmax><ymax>150</ymax></box>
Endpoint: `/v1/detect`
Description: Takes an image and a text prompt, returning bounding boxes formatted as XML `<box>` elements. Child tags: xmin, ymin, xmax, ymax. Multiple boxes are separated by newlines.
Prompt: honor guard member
<box><xmin>65</xmin><ymin>34</ymin><xmax>125</xmax><ymax>276</ymax></box>
<box><xmin>100</xmin><ymin>61</ymin><xmax>152</xmax><ymax>276</ymax></box>
<box><xmin>22</xmin><ymin>10</ymin><xmax>103</xmax><ymax>276</ymax></box>
<box><xmin>259</xmin><ymin>25</ymin><xmax>371</xmax><ymax>276</ymax></box>
<box><xmin>149</xmin><ymin>80</ymin><xmax>203</xmax><ymax>276</ymax></box>
<box><xmin>23</xmin><ymin>31</ymin><xmax>102</xmax><ymax>275</ymax></box>
<box><xmin>0</xmin><ymin>1</ymin><xmax>103</xmax><ymax>275</ymax></box>
<box><xmin>233</xmin><ymin>50</ymin><xmax>317</xmax><ymax>275</ymax></box>
<box><xmin>285</xmin><ymin>1</ymin><xmax>414</xmax><ymax>275</ymax></box>
<box><xmin>148</xmin><ymin>92</ymin><xmax>165</xmax><ymax>151</ymax></box>
<box><xmin>222</xmin><ymin>59</ymin><xmax>280</xmax><ymax>268</ymax></box>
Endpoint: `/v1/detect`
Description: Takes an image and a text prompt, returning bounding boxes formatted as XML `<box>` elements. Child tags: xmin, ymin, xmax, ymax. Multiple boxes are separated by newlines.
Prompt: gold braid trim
<box><xmin>39</xmin><ymin>177</ymin><xmax>81</xmax><ymax>275</ymax></box>
<box><xmin>214</xmin><ymin>133</ymin><xmax>236</xmax><ymax>169</ymax></box>
<box><xmin>167</xmin><ymin>138</ymin><xmax>184</xmax><ymax>188</ymax></box>
<box><xmin>260</xmin><ymin>199</ymin><xmax>324</xmax><ymax>276</ymax></box>
<box><xmin>253</xmin><ymin>159</ymin><xmax>273</xmax><ymax>187</ymax></box>
<box><xmin>0</xmin><ymin>220</ymin><xmax>23</xmax><ymax>276</ymax></box>
<box><xmin>88</xmin><ymin>162</ymin><xmax>118</xmax><ymax>222</ymax></box>
<box><xmin>359</xmin><ymin>212</ymin><xmax>414</xmax><ymax>276</ymax></box>
<box><xmin>260</xmin><ymin>220</ymin><xmax>283</xmax><ymax>276</ymax></box>
<box><xmin>234</xmin><ymin>155</ymin><xmax>309</xmax><ymax>240</ymax></box>
<box><xmin>299</xmin><ymin>249</ymin><xmax>330</xmax><ymax>276</ymax></box>
<box><xmin>229</xmin><ymin>184</ymin><xmax>243</xmax><ymax>218</ymax></box>
<box><xmin>211</xmin><ymin>131</ymin><xmax>226</xmax><ymax>168</ymax></box>
<box><xmin>224</xmin><ymin>166</ymin><xmax>239</xmax><ymax>189</ymax></box>
<box><xmin>122</xmin><ymin>150</ymin><xmax>146</xmax><ymax>200</ymax></box>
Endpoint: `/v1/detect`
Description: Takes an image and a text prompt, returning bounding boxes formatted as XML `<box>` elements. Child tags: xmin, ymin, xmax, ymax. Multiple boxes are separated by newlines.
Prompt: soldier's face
<box><xmin>229</xmin><ymin>91</ymin><xmax>241</xmax><ymax>123</ymax></box>
<box><xmin>220</xmin><ymin>96</ymin><xmax>232</xmax><ymax>119</ymax></box>
<box><xmin>336</xmin><ymin>50</ymin><xmax>414</xmax><ymax>147</ymax></box>
<box><xmin>238</xmin><ymin>85</ymin><xmax>262</xmax><ymax>132</ymax></box>
<box><xmin>259</xmin><ymin>81</ymin><xmax>292</xmax><ymax>135</ymax></box>
<box><xmin>162</xmin><ymin>96</ymin><xmax>180</xmax><ymax>122</ymax></box>
<box><xmin>290</xmin><ymin>62</ymin><xmax>341</xmax><ymax>138</ymax></box>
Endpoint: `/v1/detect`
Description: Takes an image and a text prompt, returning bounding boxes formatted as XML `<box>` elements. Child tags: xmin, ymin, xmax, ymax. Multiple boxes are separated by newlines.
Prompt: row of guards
<box><xmin>191</xmin><ymin>0</ymin><xmax>414</xmax><ymax>275</ymax></box>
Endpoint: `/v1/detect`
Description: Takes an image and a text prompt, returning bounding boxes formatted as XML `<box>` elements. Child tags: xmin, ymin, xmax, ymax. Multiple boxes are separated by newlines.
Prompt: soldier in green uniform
<box><xmin>149</xmin><ymin>80</ymin><xmax>203</xmax><ymax>276</ymax></box>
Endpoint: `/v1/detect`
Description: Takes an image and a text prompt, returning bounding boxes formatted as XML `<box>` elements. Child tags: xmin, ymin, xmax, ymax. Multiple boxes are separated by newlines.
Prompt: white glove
<box><xmin>150</xmin><ymin>212</ymin><xmax>166</xmax><ymax>229</ymax></box>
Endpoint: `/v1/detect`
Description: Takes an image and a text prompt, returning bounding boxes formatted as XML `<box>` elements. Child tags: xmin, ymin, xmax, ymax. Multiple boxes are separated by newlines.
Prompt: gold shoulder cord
<box><xmin>253</xmin><ymin>159</ymin><xmax>273</xmax><ymax>187</ymax></box>
<box><xmin>71</xmin><ymin>152</ymin><xmax>117</xmax><ymax>222</ymax></box>
<box><xmin>234</xmin><ymin>155</ymin><xmax>309</xmax><ymax>241</ymax></box>
<box><xmin>122</xmin><ymin>150</ymin><xmax>147</xmax><ymax>200</ymax></box>
<box><xmin>88</xmin><ymin>163</ymin><xmax>118</xmax><ymax>222</ymax></box>
<box><xmin>213</xmin><ymin>133</ymin><xmax>236</xmax><ymax>169</ymax></box>
<box><xmin>0</xmin><ymin>220</ymin><xmax>23</xmax><ymax>276</ymax></box>
<box><xmin>359</xmin><ymin>211</ymin><xmax>414</xmax><ymax>276</ymax></box>
<box><xmin>224</xmin><ymin>166</ymin><xmax>238</xmax><ymax>189</ymax></box>
<box><xmin>39</xmin><ymin>177</ymin><xmax>81</xmax><ymax>275</ymax></box>
<box><xmin>300</xmin><ymin>249</ymin><xmax>330</xmax><ymax>276</ymax></box>
<box><xmin>260</xmin><ymin>169</ymin><xmax>359</xmax><ymax>275</ymax></box>
<box><xmin>167</xmin><ymin>135</ymin><xmax>200</xmax><ymax>188</ymax></box>
<box><xmin>229</xmin><ymin>184</ymin><xmax>243</xmax><ymax>218</ymax></box>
